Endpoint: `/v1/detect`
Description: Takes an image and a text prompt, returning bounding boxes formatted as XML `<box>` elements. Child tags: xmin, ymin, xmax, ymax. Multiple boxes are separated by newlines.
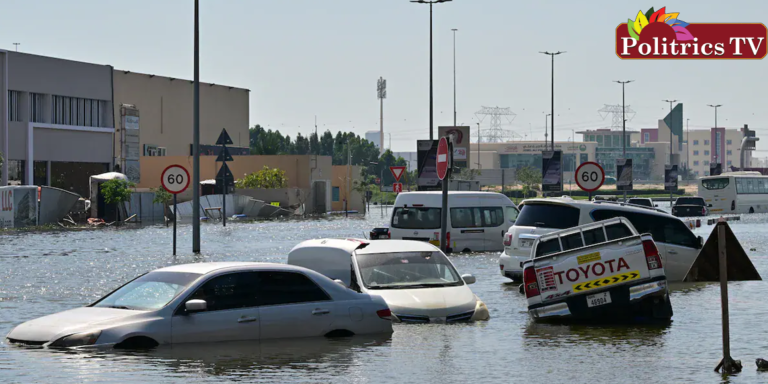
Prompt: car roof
<box><xmin>521</xmin><ymin>196</ymin><xmax>672</xmax><ymax>217</ymax></box>
<box><xmin>356</xmin><ymin>239</ymin><xmax>440</xmax><ymax>255</ymax></box>
<box><xmin>155</xmin><ymin>262</ymin><xmax>308</xmax><ymax>275</ymax></box>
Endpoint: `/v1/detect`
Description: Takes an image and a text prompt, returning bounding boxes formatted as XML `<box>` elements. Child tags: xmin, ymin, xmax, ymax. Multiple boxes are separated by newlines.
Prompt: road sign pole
<box><xmin>439</xmin><ymin>137</ymin><xmax>452</xmax><ymax>253</ymax></box>
<box><xmin>173</xmin><ymin>193</ymin><xmax>177</xmax><ymax>256</ymax></box>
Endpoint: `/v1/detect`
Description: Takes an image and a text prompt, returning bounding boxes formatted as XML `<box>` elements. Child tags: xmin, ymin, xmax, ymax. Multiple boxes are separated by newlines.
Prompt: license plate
<box><xmin>586</xmin><ymin>291</ymin><xmax>612</xmax><ymax>308</ymax></box>
<box><xmin>520</xmin><ymin>238</ymin><xmax>534</xmax><ymax>248</ymax></box>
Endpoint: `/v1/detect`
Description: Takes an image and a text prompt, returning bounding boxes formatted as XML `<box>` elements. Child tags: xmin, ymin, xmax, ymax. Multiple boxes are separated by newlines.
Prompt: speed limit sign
<box><xmin>575</xmin><ymin>162</ymin><xmax>605</xmax><ymax>192</ymax></box>
<box><xmin>161</xmin><ymin>165</ymin><xmax>191</xmax><ymax>194</ymax></box>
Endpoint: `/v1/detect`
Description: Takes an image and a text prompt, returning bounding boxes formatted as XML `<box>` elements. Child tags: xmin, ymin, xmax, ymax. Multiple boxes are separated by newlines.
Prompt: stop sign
<box><xmin>436</xmin><ymin>137</ymin><xmax>449</xmax><ymax>180</ymax></box>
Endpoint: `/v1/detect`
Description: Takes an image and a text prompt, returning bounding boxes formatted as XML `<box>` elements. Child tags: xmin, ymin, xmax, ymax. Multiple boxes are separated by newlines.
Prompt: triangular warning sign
<box><xmin>390</xmin><ymin>166</ymin><xmax>406</xmax><ymax>182</ymax></box>
<box><xmin>215</xmin><ymin>128</ymin><xmax>233</xmax><ymax>145</ymax></box>
<box><xmin>216</xmin><ymin>146</ymin><xmax>233</xmax><ymax>162</ymax></box>
<box><xmin>217</xmin><ymin>162</ymin><xmax>235</xmax><ymax>186</ymax></box>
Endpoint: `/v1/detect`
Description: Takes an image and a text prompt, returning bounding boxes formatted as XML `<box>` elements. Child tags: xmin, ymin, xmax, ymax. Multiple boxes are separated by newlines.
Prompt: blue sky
<box><xmin>1</xmin><ymin>0</ymin><xmax>767</xmax><ymax>155</ymax></box>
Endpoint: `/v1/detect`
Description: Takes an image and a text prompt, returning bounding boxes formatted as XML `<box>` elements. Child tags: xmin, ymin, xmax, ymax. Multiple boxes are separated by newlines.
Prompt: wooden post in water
<box><xmin>715</xmin><ymin>221</ymin><xmax>741</xmax><ymax>374</ymax></box>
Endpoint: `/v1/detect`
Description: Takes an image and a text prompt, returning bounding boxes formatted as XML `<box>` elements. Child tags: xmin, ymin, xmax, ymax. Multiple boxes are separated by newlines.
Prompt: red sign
<box><xmin>389</xmin><ymin>166</ymin><xmax>406</xmax><ymax>182</ymax></box>
<box><xmin>161</xmin><ymin>165</ymin><xmax>191</xmax><ymax>194</ymax></box>
<box><xmin>615</xmin><ymin>7</ymin><xmax>767</xmax><ymax>59</ymax></box>
<box><xmin>575</xmin><ymin>162</ymin><xmax>606</xmax><ymax>193</ymax></box>
<box><xmin>436</xmin><ymin>137</ymin><xmax>450</xmax><ymax>180</ymax></box>
<box><xmin>393</xmin><ymin>183</ymin><xmax>403</xmax><ymax>194</ymax></box>
<box><xmin>375</xmin><ymin>178</ymin><xmax>381</xmax><ymax>185</ymax></box>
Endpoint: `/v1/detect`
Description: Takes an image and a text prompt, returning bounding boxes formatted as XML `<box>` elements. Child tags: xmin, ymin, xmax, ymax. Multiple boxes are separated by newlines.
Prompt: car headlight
<box><xmin>50</xmin><ymin>331</ymin><xmax>101</xmax><ymax>348</ymax></box>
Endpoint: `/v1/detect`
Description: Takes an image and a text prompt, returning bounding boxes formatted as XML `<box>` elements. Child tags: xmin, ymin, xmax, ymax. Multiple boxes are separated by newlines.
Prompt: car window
<box><xmin>506</xmin><ymin>206</ymin><xmax>519</xmax><ymax>222</ymax></box>
<box><xmin>93</xmin><ymin>271</ymin><xmax>200</xmax><ymax>311</ymax></box>
<box><xmin>582</xmin><ymin>227</ymin><xmax>606</xmax><ymax>246</ymax></box>
<box><xmin>482</xmin><ymin>207</ymin><xmax>505</xmax><ymax>227</ymax></box>
<box><xmin>660</xmin><ymin>219</ymin><xmax>699</xmax><ymax>248</ymax></box>
<box><xmin>450</xmin><ymin>207</ymin><xmax>475</xmax><ymax>228</ymax></box>
<box><xmin>392</xmin><ymin>207</ymin><xmax>441</xmax><ymax>229</ymax></box>
<box><xmin>516</xmin><ymin>204</ymin><xmax>580</xmax><ymax>229</ymax></box>
<box><xmin>560</xmin><ymin>232</ymin><xmax>584</xmax><ymax>251</ymax></box>
<box><xmin>450</xmin><ymin>207</ymin><xmax>505</xmax><ymax>228</ymax></box>
<box><xmin>604</xmin><ymin>223</ymin><xmax>633</xmax><ymax>240</ymax></box>
<box><xmin>355</xmin><ymin>251</ymin><xmax>462</xmax><ymax>289</ymax></box>
<box><xmin>535</xmin><ymin>239</ymin><xmax>562</xmax><ymax>257</ymax></box>
<box><xmin>187</xmin><ymin>272</ymin><xmax>259</xmax><ymax>312</ymax></box>
<box><xmin>592</xmin><ymin>209</ymin><xmax>696</xmax><ymax>248</ymax></box>
<box><xmin>676</xmin><ymin>197</ymin><xmax>704</xmax><ymax>206</ymax></box>
<box><xmin>256</xmin><ymin>271</ymin><xmax>330</xmax><ymax>306</ymax></box>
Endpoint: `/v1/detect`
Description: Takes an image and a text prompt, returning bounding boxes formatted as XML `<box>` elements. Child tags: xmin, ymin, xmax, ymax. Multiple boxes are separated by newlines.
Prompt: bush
<box><xmin>101</xmin><ymin>179</ymin><xmax>135</xmax><ymax>204</ymax></box>
<box><xmin>236</xmin><ymin>166</ymin><xmax>288</xmax><ymax>189</ymax></box>
<box><xmin>151</xmin><ymin>187</ymin><xmax>172</xmax><ymax>205</ymax></box>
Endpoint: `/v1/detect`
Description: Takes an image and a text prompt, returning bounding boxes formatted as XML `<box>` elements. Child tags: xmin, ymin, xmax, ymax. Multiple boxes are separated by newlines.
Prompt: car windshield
<box><xmin>391</xmin><ymin>207</ymin><xmax>441</xmax><ymax>229</ymax></box>
<box><xmin>92</xmin><ymin>271</ymin><xmax>201</xmax><ymax>311</ymax></box>
<box><xmin>675</xmin><ymin>197</ymin><xmax>704</xmax><ymax>206</ymax></box>
<box><xmin>355</xmin><ymin>251</ymin><xmax>462</xmax><ymax>289</ymax></box>
<box><xmin>701</xmin><ymin>177</ymin><xmax>729</xmax><ymax>190</ymax></box>
<box><xmin>515</xmin><ymin>203</ymin><xmax>580</xmax><ymax>229</ymax></box>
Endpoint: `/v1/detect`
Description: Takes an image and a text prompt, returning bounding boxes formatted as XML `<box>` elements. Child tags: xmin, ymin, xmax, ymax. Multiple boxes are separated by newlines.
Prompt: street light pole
<box><xmin>615</xmin><ymin>80</ymin><xmax>633</xmax><ymax>203</ymax></box>
<box><xmin>452</xmin><ymin>28</ymin><xmax>458</xmax><ymax>127</ymax></box>
<box><xmin>411</xmin><ymin>0</ymin><xmax>452</xmax><ymax>140</ymax></box>
<box><xmin>544</xmin><ymin>113</ymin><xmax>551</xmax><ymax>144</ymax></box>
<box><xmin>663</xmin><ymin>99</ymin><xmax>678</xmax><ymax>206</ymax></box>
<box><xmin>192</xmin><ymin>0</ymin><xmax>201</xmax><ymax>253</ymax></box>
<box><xmin>708</xmin><ymin>104</ymin><xmax>723</xmax><ymax>167</ymax></box>
<box><xmin>540</xmin><ymin>51</ymin><xmax>565</xmax><ymax>150</ymax></box>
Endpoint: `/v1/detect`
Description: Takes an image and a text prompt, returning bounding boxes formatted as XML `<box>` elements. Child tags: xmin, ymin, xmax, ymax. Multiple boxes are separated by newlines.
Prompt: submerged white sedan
<box><xmin>288</xmin><ymin>239</ymin><xmax>490</xmax><ymax>323</ymax></box>
<box><xmin>6</xmin><ymin>262</ymin><xmax>393</xmax><ymax>348</ymax></box>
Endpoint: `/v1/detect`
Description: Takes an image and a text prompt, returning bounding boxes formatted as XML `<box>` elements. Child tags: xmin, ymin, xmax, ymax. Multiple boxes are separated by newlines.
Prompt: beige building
<box><xmin>331</xmin><ymin>165</ymin><xmax>365</xmax><ymax>213</ymax></box>
<box><xmin>112</xmin><ymin>70</ymin><xmax>250</xmax><ymax>183</ymax></box>
<box><xmin>138</xmin><ymin>154</ymin><xmax>334</xmax><ymax>214</ymax></box>
<box><xmin>469</xmin><ymin>141</ymin><xmax>597</xmax><ymax>182</ymax></box>
<box><xmin>682</xmin><ymin>128</ymin><xmax>750</xmax><ymax>176</ymax></box>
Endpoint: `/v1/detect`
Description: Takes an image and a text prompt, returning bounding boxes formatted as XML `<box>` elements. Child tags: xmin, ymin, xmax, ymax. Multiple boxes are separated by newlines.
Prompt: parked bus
<box><xmin>697</xmin><ymin>171</ymin><xmax>768</xmax><ymax>214</ymax></box>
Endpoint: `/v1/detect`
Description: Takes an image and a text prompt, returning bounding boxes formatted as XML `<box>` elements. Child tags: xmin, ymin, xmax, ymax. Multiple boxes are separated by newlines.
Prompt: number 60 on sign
<box><xmin>575</xmin><ymin>162</ymin><xmax>605</xmax><ymax>193</ymax></box>
<box><xmin>161</xmin><ymin>165</ymin><xmax>191</xmax><ymax>194</ymax></box>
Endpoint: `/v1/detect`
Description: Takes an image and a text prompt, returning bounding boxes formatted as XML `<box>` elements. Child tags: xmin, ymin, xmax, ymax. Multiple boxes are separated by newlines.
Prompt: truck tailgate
<box><xmin>533</xmin><ymin>235</ymin><xmax>651</xmax><ymax>303</ymax></box>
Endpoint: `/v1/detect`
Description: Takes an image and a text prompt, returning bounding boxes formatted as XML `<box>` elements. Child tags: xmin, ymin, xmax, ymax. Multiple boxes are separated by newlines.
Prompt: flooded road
<box><xmin>2</xmin><ymin>207</ymin><xmax>768</xmax><ymax>383</ymax></box>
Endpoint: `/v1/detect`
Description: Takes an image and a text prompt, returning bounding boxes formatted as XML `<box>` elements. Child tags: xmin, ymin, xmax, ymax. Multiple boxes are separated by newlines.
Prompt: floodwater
<box><xmin>2</xmin><ymin>206</ymin><xmax>768</xmax><ymax>383</ymax></box>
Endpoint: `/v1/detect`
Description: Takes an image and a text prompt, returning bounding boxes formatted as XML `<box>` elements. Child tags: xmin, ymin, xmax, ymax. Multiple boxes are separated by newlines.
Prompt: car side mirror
<box><xmin>698</xmin><ymin>236</ymin><xmax>704</xmax><ymax>249</ymax></box>
<box><xmin>185</xmin><ymin>299</ymin><xmax>207</xmax><ymax>313</ymax></box>
<box><xmin>654</xmin><ymin>204</ymin><xmax>659</xmax><ymax>207</ymax></box>
<box><xmin>708</xmin><ymin>204</ymin><xmax>713</xmax><ymax>207</ymax></box>
<box><xmin>462</xmin><ymin>274</ymin><xmax>476</xmax><ymax>285</ymax></box>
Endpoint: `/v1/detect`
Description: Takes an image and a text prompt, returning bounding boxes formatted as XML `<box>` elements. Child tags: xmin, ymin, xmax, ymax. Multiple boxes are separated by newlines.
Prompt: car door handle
<box><xmin>668</xmin><ymin>249</ymin><xmax>678</xmax><ymax>255</ymax></box>
<box><xmin>312</xmin><ymin>309</ymin><xmax>331</xmax><ymax>316</ymax></box>
<box><xmin>238</xmin><ymin>316</ymin><xmax>258</xmax><ymax>323</ymax></box>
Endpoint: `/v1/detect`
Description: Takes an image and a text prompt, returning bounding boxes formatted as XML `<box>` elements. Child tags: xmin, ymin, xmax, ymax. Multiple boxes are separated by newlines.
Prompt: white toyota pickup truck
<box><xmin>522</xmin><ymin>218</ymin><xmax>673</xmax><ymax>322</ymax></box>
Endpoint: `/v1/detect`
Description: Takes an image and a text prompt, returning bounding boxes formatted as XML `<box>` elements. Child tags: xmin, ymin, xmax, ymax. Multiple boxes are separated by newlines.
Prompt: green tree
<box><xmin>100</xmin><ymin>179</ymin><xmax>135</xmax><ymax>222</ymax></box>
<box><xmin>516</xmin><ymin>166</ymin><xmax>541</xmax><ymax>198</ymax></box>
<box><xmin>457</xmin><ymin>168</ymin><xmax>482</xmax><ymax>180</ymax></box>
<box><xmin>294</xmin><ymin>133</ymin><xmax>310</xmax><ymax>155</ymax></box>
<box><xmin>352</xmin><ymin>176</ymin><xmax>374</xmax><ymax>214</ymax></box>
<box><xmin>151</xmin><ymin>187</ymin><xmax>173</xmax><ymax>226</ymax></box>
<box><xmin>236</xmin><ymin>166</ymin><xmax>288</xmax><ymax>189</ymax></box>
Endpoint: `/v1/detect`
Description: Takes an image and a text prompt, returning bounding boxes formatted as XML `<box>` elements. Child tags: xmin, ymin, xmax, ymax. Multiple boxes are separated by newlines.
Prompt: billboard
<box><xmin>438</xmin><ymin>126</ymin><xmax>470</xmax><ymax>169</ymax></box>
<box><xmin>417</xmin><ymin>140</ymin><xmax>440</xmax><ymax>190</ymax></box>
<box><xmin>541</xmin><ymin>150</ymin><xmax>562</xmax><ymax>192</ymax></box>
<box><xmin>665</xmin><ymin>165</ymin><xmax>679</xmax><ymax>191</ymax></box>
<box><xmin>0</xmin><ymin>186</ymin><xmax>39</xmax><ymax>229</ymax></box>
<box><xmin>616</xmin><ymin>158</ymin><xmax>633</xmax><ymax>191</ymax></box>
<box><xmin>709</xmin><ymin>163</ymin><xmax>722</xmax><ymax>177</ymax></box>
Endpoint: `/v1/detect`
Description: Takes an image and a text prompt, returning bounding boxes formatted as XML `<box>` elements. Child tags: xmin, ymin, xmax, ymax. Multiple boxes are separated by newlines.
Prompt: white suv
<box><xmin>499</xmin><ymin>196</ymin><xmax>703</xmax><ymax>282</ymax></box>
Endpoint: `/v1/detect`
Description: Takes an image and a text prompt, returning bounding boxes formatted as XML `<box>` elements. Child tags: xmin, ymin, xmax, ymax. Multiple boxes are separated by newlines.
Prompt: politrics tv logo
<box><xmin>616</xmin><ymin>6</ymin><xmax>767</xmax><ymax>59</ymax></box>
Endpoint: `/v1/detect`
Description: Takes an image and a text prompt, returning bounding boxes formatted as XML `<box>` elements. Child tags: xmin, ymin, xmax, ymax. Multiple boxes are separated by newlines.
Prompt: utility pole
<box><xmin>377</xmin><ymin>77</ymin><xmax>387</xmax><ymax>155</ymax></box>
<box><xmin>544</xmin><ymin>113</ymin><xmax>551</xmax><ymax>144</ymax></box>
<box><xmin>615</xmin><ymin>80</ymin><xmax>633</xmax><ymax>202</ymax></box>
<box><xmin>452</xmin><ymin>28</ymin><xmax>458</xmax><ymax>127</ymax></box>
<box><xmin>192</xmin><ymin>0</ymin><xmax>201</xmax><ymax>253</ymax></box>
<box><xmin>709</xmin><ymin>104</ymin><xmax>723</xmax><ymax>166</ymax></box>
<box><xmin>686</xmin><ymin>118</ymin><xmax>690</xmax><ymax>175</ymax></box>
<box><xmin>540</xmin><ymin>51</ymin><xmax>565</xmax><ymax>150</ymax></box>
<box><xmin>411</xmin><ymin>0</ymin><xmax>452</xmax><ymax>140</ymax></box>
<box><xmin>663</xmin><ymin>99</ymin><xmax>678</xmax><ymax>206</ymax></box>
<box><xmin>476</xmin><ymin>122</ymin><xmax>481</xmax><ymax>169</ymax></box>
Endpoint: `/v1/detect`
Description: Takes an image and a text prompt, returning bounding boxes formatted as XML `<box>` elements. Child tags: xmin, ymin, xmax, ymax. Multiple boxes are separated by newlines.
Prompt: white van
<box><xmin>499</xmin><ymin>196</ymin><xmax>704</xmax><ymax>282</ymax></box>
<box><xmin>389</xmin><ymin>192</ymin><xmax>519</xmax><ymax>252</ymax></box>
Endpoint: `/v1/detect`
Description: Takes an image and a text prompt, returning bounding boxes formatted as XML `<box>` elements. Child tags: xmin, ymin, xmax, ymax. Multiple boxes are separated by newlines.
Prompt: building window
<box><xmin>727</xmin><ymin>160</ymin><xmax>732</xmax><ymax>166</ymax></box>
<box><xmin>332</xmin><ymin>187</ymin><xmax>340</xmax><ymax>202</ymax></box>
<box><xmin>727</xmin><ymin>139</ymin><xmax>732</xmax><ymax>145</ymax></box>
<box><xmin>693</xmin><ymin>150</ymin><xmax>699</xmax><ymax>156</ymax></box>
<box><xmin>693</xmin><ymin>140</ymin><xmax>699</xmax><ymax>145</ymax></box>
<box><xmin>727</xmin><ymin>150</ymin><xmax>732</xmax><ymax>156</ymax></box>
<box><xmin>704</xmin><ymin>140</ymin><xmax>710</xmax><ymax>145</ymax></box>
<box><xmin>644</xmin><ymin>132</ymin><xmax>650</xmax><ymax>142</ymax></box>
<box><xmin>694</xmin><ymin>161</ymin><xmax>699</xmax><ymax>166</ymax></box>
<box><xmin>704</xmin><ymin>150</ymin><xmax>710</xmax><ymax>156</ymax></box>
<box><xmin>8</xmin><ymin>90</ymin><xmax>21</xmax><ymax>122</ymax></box>
<box><xmin>705</xmin><ymin>172</ymin><xmax>710</xmax><ymax>176</ymax></box>
<box><xmin>30</xmin><ymin>93</ymin><xmax>45</xmax><ymax>123</ymax></box>
<box><xmin>52</xmin><ymin>95</ymin><xmax>105</xmax><ymax>127</ymax></box>
<box><xmin>694</xmin><ymin>171</ymin><xmax>699</xmax><ymax>175</ymax></box>
<box><xmin>704</xmin><ymin>161</ymin><xmax>710</xmax><ymax>166</ymax></box>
